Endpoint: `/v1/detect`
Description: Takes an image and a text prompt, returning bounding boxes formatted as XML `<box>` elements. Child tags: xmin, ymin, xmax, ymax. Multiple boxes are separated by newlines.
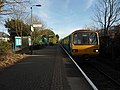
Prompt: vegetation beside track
<box><xmin>0</xmin><ymin>41</ymin><xmax>27</xmax><ymax>69</ymax></box>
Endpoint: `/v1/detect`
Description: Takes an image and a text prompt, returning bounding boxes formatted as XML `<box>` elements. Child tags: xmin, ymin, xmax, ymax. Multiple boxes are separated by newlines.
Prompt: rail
<box><xmin>60</xmin><ymin>44</ymin><xmax>98</xmax><ymax>90</ymax></box>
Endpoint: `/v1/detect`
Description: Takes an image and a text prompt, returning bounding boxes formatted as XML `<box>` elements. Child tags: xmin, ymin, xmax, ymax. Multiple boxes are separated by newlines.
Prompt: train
<box><xmin>61</xmin><ymin>30</ymin><xmax>100</xmax><ymax>59</ymax></box>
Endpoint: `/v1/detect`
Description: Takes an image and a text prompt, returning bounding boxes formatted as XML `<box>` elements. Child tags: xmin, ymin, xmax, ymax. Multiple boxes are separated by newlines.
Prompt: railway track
<box><xmin>60</xmin><ymin>44</ymin><xmax>98</xmax><ymax>90</ymax></box>
<box><xmin>78</xmin><ymin>62</ymin><xmax>120</xmax><ymax>90</ymax></box>
<box><xmin>60</xmin><ymin>44</ymin><xmax>120</xmax><ymax>90</ymax></box>
<box><xmin>93</xmin><ymin>62</ymin><xmax>120</xmax><ymax>86</ymax></box>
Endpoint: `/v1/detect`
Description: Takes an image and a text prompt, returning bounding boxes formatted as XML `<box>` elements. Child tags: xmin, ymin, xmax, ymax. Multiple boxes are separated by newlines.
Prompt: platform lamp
<box><xmin>30</xmin><ymin>4</ymin><xmax>41</xmax><ymax>54</ymax></box>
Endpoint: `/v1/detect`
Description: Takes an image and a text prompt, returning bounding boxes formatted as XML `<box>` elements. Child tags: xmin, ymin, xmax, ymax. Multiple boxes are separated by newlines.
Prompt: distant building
<box><xmin>109</xmin><ymin>24</ymin><xmax>120</xmax><ymax>39</ymax></box>
<box><xmin>0</xmin><ymin>32</ymin><xmax>10</xmax><ymax>42</ymax></box>
<box><xmin>97</xmin><ymin>24</ymin><xmax>120</xmax><ymax>38</ymax></box>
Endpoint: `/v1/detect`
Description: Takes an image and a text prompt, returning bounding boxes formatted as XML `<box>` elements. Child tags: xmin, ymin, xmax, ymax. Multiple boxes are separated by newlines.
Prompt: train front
<box><xmin>71</xmin><ymin>31</ymin><xmax>99</xmax><ymax>57</ymax></box>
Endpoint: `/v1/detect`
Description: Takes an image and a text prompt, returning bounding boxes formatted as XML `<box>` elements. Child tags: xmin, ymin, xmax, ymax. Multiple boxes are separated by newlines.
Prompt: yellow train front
<box><xmin>61</xmin><ymin>30</ymin><xmax>100</xmax><ymax>59</ymax></box>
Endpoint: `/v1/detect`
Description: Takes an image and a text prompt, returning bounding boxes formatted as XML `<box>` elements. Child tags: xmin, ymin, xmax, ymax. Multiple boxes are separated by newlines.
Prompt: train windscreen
<box><xmin>73</xmin><ymin>32</ymin><xmax>98</xmax><ymax>45</ymax></box>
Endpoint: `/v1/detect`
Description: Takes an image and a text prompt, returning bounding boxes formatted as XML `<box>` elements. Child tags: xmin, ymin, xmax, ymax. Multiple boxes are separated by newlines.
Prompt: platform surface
<box><xmin>0</xmin><ymin>45</ymin><xmax>92</xmax><ymax>90</ymax></box>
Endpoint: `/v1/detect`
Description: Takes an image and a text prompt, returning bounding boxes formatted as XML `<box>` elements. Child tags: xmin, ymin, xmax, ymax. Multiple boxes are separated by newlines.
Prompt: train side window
<box><xmin>74</xmin><ymin>34</ymin><xmax>78</xmax><ymax>44</ymax></box>
<box><xmin>74</xmin><ymin>33</ymin><xmax>81</xmax><ymax>44</ymax></box>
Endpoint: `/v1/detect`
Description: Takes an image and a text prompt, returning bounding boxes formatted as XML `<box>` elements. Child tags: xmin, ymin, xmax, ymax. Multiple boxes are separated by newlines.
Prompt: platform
<box><xmin>0</xmin><ymin>44</ymin><xmax>92</xmax><ymax>90</ymax></box>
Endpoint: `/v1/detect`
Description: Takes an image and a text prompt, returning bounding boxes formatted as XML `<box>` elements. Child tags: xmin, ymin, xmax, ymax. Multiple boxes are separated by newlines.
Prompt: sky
<box><xmin>0</xmin><ymin>0</ymin><xmax>97</xmax><ymax>39</ymax></box>
<box><xmin>33</xmin><ymin>0</ymin><xmax>97</xmax><ymax>38</ymax></box>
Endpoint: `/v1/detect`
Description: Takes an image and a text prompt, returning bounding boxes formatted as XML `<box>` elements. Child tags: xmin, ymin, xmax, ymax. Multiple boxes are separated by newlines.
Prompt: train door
<box><xmin>69</xmin><ymin>35</ymin><xmax>73</xmax><ymax>54</ymax></box>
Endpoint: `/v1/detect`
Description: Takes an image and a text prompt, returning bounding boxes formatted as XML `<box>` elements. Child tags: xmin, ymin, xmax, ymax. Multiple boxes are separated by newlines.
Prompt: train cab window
<box><xmin>82</xmin><ymin>34</ymin><xmax>89</xmax><ymax>44</ymax></box>
<box><xmin>73</xmin><ymin>32</ymin><xmax>98</xmax><ymax>45</ymax></box>
<box><xmin>89</xmin><ymin>33</ymin><xmax>98</xmax><ymax>45</ymax></box>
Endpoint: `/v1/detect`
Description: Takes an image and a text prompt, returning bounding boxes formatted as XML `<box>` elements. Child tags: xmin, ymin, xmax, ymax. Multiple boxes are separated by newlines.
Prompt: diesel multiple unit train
<box><xmin>61</xmin><ymin>30</ymin><xmax>100</xmax><ymax>59</ymax></box>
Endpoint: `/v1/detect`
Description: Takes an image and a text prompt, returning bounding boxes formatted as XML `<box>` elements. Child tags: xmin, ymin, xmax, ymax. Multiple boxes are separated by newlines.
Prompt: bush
<box><xmin>0</xmin><ymin>41</ymin><xmax>12</xmax><ymax>53</ymax></box>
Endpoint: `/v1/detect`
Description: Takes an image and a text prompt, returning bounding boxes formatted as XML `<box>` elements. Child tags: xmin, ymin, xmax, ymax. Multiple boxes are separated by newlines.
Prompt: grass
<box><xmin>0</xmin><ymin>52</ymin><xmax>27</xmax><ymax>69</ymax></box>
<box><xmin>0</xmin><ymin>41</ymin><xmax>28</xmax><ymax>69</ymax></box>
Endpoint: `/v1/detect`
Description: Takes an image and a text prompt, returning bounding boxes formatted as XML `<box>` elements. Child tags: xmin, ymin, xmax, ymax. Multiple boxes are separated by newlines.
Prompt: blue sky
<box><xmin>35</xmin><ymin>0</ymin><xmax>97</xmax><ymax>38</ymax></box>
<box><xmin>0</xmin><ymin>0</ymin><xmax>97</xmax><ymax>38</ymax></box>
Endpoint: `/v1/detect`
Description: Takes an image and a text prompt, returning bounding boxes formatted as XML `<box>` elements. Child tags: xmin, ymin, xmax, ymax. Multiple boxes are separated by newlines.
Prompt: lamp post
<box><xmin>30</xmin><ymin>4</ymin><xmax>41</xmax><ymax>54</ymax></box>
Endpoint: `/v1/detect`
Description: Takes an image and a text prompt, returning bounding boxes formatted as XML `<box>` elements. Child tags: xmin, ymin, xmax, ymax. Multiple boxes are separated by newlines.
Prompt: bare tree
<box><xmin>84</xmin><ymin>23</ymin><xmax>99</xmax><ymax>31</ymax></box>
<box><xmin>2</xmin><ymin>0</ymin><xmax>30</xmax><ymax>19</ymax></box>
<box><xmin>0</xmin><ymin>0</ymin><xmax>7</xmax><ymax>16</ymax></box>
<box><xmin>30</xmin><ymin>16</ymin><xmax>45</xmax><ymax>42</ymax></box>
<box><xmin>93</xmin><ymin>0</ymin><xmax>120</xmax><ymax>36</ymax></box>
<box><xmin>1</xmin><ymin>0</ymin><xmax>30</xmax><ymax>38</ymax></box>
<box><xmin>0</xmin><ymin>0</ymin><xmax>3</xmax><ymax>12</ymax></box>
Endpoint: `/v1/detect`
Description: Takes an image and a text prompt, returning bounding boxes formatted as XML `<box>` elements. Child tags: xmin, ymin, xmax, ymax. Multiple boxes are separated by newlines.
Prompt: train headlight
<box><xmin>96</xmin><ymin>49</ymin><xmax>99</xmax><ymax>52</ymax></box>
<box><xmin>94</xmin><ymin>49</ymin><xmax>99</xmax><ymax>53</ymax></box>
<box><xmin>72</xmin><ymin>49</ymin><xmax>78</xmax><ymax>52</ymax></box>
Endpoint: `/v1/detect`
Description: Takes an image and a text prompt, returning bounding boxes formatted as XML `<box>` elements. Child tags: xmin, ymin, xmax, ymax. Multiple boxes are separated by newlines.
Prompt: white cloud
<box><xmin>64</xmin><ymin>0</ymin><xmax>70</xmax><ymax>9</ymax></box>
<box><xmin>55</xmin><ymin>26</ymin><xmax>83</xmax><ymax>39</ymax></box>
<box><xmin>40</xmin><ymin>11</ymin><xmax>50</xmax><ymax>19</ymax></box>
<box><xmin>86</xmin><ymin>0</ymin><xmax>94</xmax><ymax>9</ymax></box>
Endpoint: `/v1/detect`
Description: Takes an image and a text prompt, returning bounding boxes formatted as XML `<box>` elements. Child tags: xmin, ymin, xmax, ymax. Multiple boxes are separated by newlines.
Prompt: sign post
<box><xmin>30</xmin><ymin>24</ymin><xmax>42</xmax><ymax>54</ymax></box>
<box><xmin>33</xmin><ymin>24</ymin><xmax>42</xmax><ymax>28</ymax></box>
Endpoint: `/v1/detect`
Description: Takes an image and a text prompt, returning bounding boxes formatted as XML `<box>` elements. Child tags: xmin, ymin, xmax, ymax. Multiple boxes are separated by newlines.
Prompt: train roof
<box><xmin>62</xmin><ymin>29</ymin><xmax>98</xmax><ymax>39</ymax></box>
<box><xmin>73</xmin><ymin>29</ymin><xmax>97</xmax><ymax>33</ymax></box>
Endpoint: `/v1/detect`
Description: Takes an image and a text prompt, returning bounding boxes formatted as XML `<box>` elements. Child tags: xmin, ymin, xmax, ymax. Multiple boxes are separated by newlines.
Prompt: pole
<box><xmin>30</xmin><ymin>5</ymin><xmax>41</xmax><ymax>54</ymax></box>
<box><xmin>30</xmin><ymin>6</ymin><xmax>33</xmax><ymax>54</ymax></box>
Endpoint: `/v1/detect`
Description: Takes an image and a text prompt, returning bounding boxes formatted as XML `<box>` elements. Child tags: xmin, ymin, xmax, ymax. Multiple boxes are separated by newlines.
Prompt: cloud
<box><xmin>40</xmin><ymin>12</ymin><xmax>50</xmax><ymax>19</ymax></box>
<box><xmin>86</xmin><ymin>0</ymin><xmax>94</xmax><ymax>9</ymax></box>
<box><xmin>64</xmin><ymin>0</ymin><xmax>70</xmax><ymax>9</ymax></box>
<box><xmin>55</xmin><ymin>26</ymin><xmax>83</xmax><ymax>39</ymax></box>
